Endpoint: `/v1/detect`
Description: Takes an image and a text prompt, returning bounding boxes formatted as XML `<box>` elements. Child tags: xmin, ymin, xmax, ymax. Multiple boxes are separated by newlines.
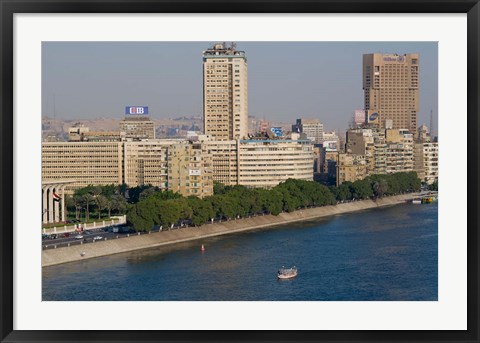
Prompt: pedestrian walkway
<box><xmin>42</xmin><ymin>215</ymin><xmax>126</xmax><ymax>234</ymax></box>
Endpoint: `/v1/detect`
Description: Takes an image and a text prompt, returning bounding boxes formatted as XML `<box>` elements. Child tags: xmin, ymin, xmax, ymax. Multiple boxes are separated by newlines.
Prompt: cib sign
<box><xmin>125</xmin><ymin>106</ymin><xmax>148</xmax><ymax>115</ymax></box>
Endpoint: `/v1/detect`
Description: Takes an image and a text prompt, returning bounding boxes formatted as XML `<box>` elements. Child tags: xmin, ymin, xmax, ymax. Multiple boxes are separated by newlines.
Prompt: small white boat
<box><xmin>412</xmin><ymin>199</ymin><xmax>422</xmax><ymax>204</ymax></box>
<box><xmin>277</xmin><ymin>266</ymin><xmax>298</xmax><ymax>279</ymax></box>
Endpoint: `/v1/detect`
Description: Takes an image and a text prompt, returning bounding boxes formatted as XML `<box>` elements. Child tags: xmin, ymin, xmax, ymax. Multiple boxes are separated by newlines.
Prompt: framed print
<box><xmin>1</xmin><ymin>0</ymin><xmax>479</xmax><ymax>342</ymax></box>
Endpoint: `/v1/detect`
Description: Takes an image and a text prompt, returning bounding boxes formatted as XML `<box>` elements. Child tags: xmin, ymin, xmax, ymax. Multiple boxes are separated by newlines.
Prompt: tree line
<box><xmin>64</xmin><ymin>184</ymin><xmax>175</xmax><ymax>221</ymax></box>
<box><xmin>126</xmin><ymin>171</ymin><xmax>422</xmax><ymax>232</ymax></box>
<box><xmin>330</xmin><ymin>171</ymin><xmax>422</xmax><ymax>201</ymax></box>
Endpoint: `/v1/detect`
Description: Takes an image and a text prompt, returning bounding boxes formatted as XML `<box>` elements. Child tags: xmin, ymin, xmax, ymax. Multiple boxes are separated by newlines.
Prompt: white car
<box><xmin>74</xmin><ymin>235</ymin><xmax>83</xmax><ymax>239</ymax></box>
<box><xmin>93</xmin><ymin>236</ymin><xmax>103</xmax><ymax>240</ymax></box>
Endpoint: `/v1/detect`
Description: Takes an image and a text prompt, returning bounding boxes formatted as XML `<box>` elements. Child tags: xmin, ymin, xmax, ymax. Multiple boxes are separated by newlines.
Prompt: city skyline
<box><xmin>42</xmin><ymin>41</ymin><xmax>438</xmax><ymax>133</ymax></box>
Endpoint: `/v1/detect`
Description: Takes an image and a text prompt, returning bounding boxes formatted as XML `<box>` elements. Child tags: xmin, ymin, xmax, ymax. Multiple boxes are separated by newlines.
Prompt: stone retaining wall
<box><xmin>42</xmin><ymin>194</ymin><xmax>415</xmax><ymax>267</ymax></box>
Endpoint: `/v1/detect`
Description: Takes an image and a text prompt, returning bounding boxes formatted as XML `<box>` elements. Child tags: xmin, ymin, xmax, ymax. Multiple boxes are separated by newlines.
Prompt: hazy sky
<box><xmin>42</xmin><ymin>42</ymin><xmax>437</xmax><ymax>132</ymax></box>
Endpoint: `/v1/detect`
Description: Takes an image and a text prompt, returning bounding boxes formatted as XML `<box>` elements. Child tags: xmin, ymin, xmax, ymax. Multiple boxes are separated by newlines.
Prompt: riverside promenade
<box><xmin>42</xmin><ymin>215</ymin><xmax>126</xmax><ymax>235</ymax></box>
<box><xmin>42</xmin><ymin>193</ymin><xmax>416</xmax><ymax>267</ymax></box>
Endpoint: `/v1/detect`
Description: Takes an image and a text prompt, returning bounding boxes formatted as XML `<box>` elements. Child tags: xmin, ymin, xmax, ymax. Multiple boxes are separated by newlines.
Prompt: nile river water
<box><xmin>43</xmin><ymin>202</ymin><xmax>437</xmax><ymax>301</ymax></box>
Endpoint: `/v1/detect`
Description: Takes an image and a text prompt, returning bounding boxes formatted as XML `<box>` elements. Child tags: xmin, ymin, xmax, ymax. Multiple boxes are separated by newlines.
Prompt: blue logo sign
<box><xmin>369</xmin><ymin>112</ymin><xmax>379</xmax><ymax>121</ymax></box>
<box><xmin>125</xmin><ymin>106</ymin><xmax>148</xmax><ymax>115</ymax></box>
<box><xmin>270</xmin><ymin>127</ymin><xmax>283</xmax><ymax>137</ymax></box>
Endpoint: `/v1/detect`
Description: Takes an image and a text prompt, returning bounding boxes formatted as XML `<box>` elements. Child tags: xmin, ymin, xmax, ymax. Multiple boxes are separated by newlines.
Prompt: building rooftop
<box><xmin>203</xmin><ymin>42</ymin><xmax>246</xmax><ymax>59</ymax></box>
<box><xmin>121</xmin><ymin>116</ymin><xmax>153</xmax><ymax>122</ymax></box>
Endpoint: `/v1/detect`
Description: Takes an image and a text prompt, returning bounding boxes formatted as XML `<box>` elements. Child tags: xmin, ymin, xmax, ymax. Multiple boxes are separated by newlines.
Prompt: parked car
<box><xmin>74</xmin><ymin>235</ymin><xmax>83</xmax><ymax>239</ymax></box>
<box><xmin>93</xmin><ymin>236</ymin><xmax>103</xmax><ymax>240</ymax></box>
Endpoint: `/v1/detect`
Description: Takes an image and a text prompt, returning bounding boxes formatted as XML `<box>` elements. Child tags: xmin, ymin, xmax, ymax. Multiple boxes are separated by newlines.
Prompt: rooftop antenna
<box><xmin>53</xmin><ymin>94</ymin><xmax>56</xmax><ymax>122</ymax></box>
<box><xmin>429</xmin><ymin>109</ymin><xmax>433</xmax><ymax>138</ymax></box>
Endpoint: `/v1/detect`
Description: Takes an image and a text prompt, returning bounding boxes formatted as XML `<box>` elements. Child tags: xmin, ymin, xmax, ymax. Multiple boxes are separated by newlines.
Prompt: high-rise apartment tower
<box><xmin>363</xmin><ymin>53</ymin><xmax>419</xmax><ymax>134</ymax></box>
<box><xmin>203</xmin><ymin>43</ymin><xmax>248</xmax><ymax>140</ymax></box>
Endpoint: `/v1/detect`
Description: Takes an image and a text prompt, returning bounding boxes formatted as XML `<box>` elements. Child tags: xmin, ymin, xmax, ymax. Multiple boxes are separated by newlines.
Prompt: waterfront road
<box><xmin>42</xmin><ymin>225</ymin><xmax>183</xmax><ymax>250</ymax></box>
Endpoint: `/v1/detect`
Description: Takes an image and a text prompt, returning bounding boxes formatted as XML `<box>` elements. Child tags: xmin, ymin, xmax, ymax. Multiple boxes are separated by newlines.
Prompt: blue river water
<box><xmin>42</xmin><ymin>202</ymin><xmax>437</xmax><ymax>301</ymax></box>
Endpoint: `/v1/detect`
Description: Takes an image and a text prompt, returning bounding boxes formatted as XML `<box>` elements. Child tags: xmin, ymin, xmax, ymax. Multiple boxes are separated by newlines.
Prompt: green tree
<box><xmin>264</xmin><ymin>189</ymin><xmax>283</xmax><ymax>215</ymax></box>
<box><xmin>101</xmin><ymin>184</ymin><xmax>118</xmax><ymax>198</ymax></box>
<box><xmin>217</xmin><ymin>195</ymin><xmax>237</xmax><ymax>219</ymax></box>
<box><xmin>127</xmin><ymin>185</ymin><xmax>151</xmax><ymax>204</ymax></box>
<box><xmin>351</xmin><ymin>179</ymin><xmax>373</xmax><ymax>200</ymax></box>
<box><xmin>88</xmin><ymin>186</ymin><xmax>104</xmax><ymax>219</ymax></box>
<box><xmin>139</xmin><ymin>186</ymin><xmax>161</xmax><ymax>200</ymax></box>
<box><xmin>127</xmin><ymin>205</ymin><xmax>154</xmax><ymax>232</ymax></box>
<box><xmin>337</xmin><ymin>182</ymin><xmax>352</xmax><ymax>201</ymax></box>
<box><xmin>278</xmin><ymin>187</ymin><xmax>300</xmax><ymax>212</ymax></box>
<box><xmin>407</xmin><ymin>171</ymin><xmax>422</xmax><ymax>192</ymax></box>
<box><xmin>73</xmin><ymin>194</ymin><xmax>83</xmax><ymax>220</ymax></box>
<box><xmin>110</xmin><ymin>194</ymin><xmax>127</xmax><ymax>216</ymax></box>
<box><xmin>428</xmin><ymin>180</ymin><xmax>438</xmax><ymax>191</ymax></box>
<box><xmin>175</xmin><ymin>197</ymin><xmax>193</xmax><ymax>221</ymax></box>
<box><xmin>213</xmin><ymin>181</ymin><xmax>227</xmax><ymax>195</ymax></box>
<box><xmin>81</xmin><ymin>193</ymin><xmax>95</xmax><ymax>221</ymax></box>
<box><xmin>95</xmin><ymin>194</ymin><xmax>109</xmax><ymax>219</ymax></box>
<box><xmin>187</xmin><ymin>196</ymin><xmax>214</xmax><ymax>226</ymax></box>
<box><xmin>157</xmin><ymin>200</ymin><xmax>182</xmax><ymax>227</ymax></box>
<box><xmin>373</xmin><ymin>178</ymin><xmax>389</xmax><ymax>198</ymax></box>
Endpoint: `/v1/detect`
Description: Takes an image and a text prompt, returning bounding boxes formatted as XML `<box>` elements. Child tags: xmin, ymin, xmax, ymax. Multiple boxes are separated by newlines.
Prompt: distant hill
<box><xmin>42</xmin><ymin>115</ymin><xmax>204</xmax><ymax>140</ymax></box>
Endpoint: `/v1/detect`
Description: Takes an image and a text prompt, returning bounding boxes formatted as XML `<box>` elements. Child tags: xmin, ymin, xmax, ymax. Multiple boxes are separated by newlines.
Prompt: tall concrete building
<box><xmin>203</xmin><ymin>43</ymin><xmax>248</xmax><ymax>140</ymax></box>
<box><xmin>292</xmin><ymin>118</ymin><xmax>324</xmax><ymax>144</ymax></box>
<box><xmin>363</xmin><ymin>53</ymin><xmax>419</xmax><ymax>134</ymax></box>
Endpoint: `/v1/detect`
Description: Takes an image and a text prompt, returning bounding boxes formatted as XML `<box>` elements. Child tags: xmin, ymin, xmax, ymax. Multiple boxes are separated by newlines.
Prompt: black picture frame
<box><xmin>1</xmin><ymin>1</ymin><xmax>479</xmax><ymax>342</ymax></box>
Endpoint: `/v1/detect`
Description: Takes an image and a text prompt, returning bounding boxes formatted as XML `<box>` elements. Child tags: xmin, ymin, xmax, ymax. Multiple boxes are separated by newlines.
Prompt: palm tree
<box><xmin>72</xmin><ymin>194</ymin><xmax>83</xmax><ymax>220</ymax></box>
<box><xmin>81</xmin><ymin>194</ymin><xmax>95</xmax><ymax>221</ymax></box>
<box><xmin>96</xmin><ymin>195</ymin><xmax>109</xmax><ymax>219</ymax></box>
<box><xmin>89</xmin><ymin>186</ymin><xmax>103</xmax><ymax>219</ymax></box>
<box><xmin>110</xmin><ymin>194</ymin><xmax>127</xmax><ymax>216</ymax></box>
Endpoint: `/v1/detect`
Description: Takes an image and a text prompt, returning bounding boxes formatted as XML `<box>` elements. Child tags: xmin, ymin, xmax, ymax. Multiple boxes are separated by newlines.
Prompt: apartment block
<box><xmin>203</xmin><ymin>43</ymin><xmax>248</xmax><ymax>140</ymax></box>
<box><xmin>237</xmin><ymin>137</ymin><xmax>314</xmax><ymax>188</ymax></box>
<box><xmin>199</xmin><ymin>134</ymin><xmax>315</xmax><ymax>189</ymax></box>
<box><xmin>336</xmin><ymin>153</ymin><xmax>368</xmax><ymax>186</ymax></box>
<box><xmin>414</xmin><ymin>142</ymin><xmax>439</xmax><ymax>184</ymax></box>
<box><xmin>200</xmin><ymin>137</ymin><xmax>239</xmax><ymax>186</ymax></box>
<box><xmin>123</xmin><ymin>140</ymin><xmax>171</xmax><ymax>189</ymax></box>
<box><xmin>167</xmin><ymin>140</ymin><xmax>214</xmax><ymax>198</ymax></box>
<box><xmin>385</xmin><ymin>129</ymin><xmax>414</xmax><ymax>173</ymax></box>
<box><xmin>346</xmin><ymin>127</ymin><xmax>386</xmax><ymax>175</ymax></box>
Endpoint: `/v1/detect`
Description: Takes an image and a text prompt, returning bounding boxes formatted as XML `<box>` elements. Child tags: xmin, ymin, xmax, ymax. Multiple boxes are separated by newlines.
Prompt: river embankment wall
<box><xmin>42</xmin><ymin>193</ymin><xmax>416</xmax><ymax>267</ymax></box>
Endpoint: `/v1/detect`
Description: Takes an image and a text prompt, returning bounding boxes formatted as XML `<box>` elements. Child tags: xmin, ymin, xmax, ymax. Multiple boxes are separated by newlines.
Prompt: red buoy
<box><xmin>201</xmin><ymin>244</ymin><xmax>205</xmax><ymax>252</ymax></box>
